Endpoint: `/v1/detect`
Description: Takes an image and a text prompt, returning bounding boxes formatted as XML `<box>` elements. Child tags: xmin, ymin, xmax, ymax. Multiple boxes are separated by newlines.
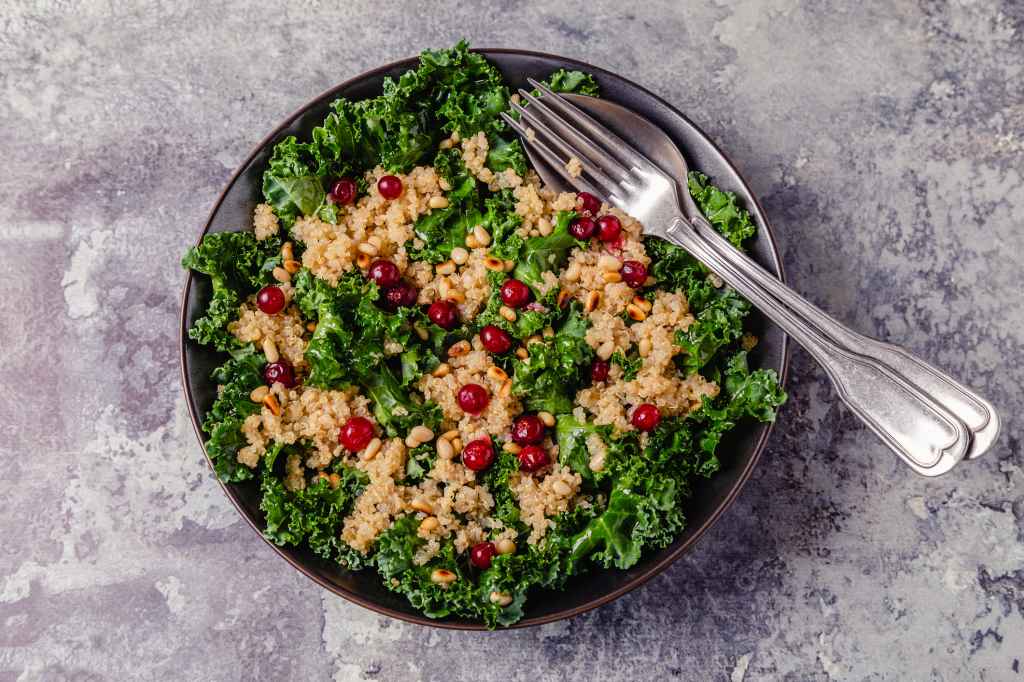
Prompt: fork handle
<box><xmin>664</xmin><ymin>217</ymin><xmax>971</xmax><ymax>476</ymax></box>
<box><xmin>687</xmin><ymin>214</ymin><xmax>1000</xmax><ymax>460</ymax></box>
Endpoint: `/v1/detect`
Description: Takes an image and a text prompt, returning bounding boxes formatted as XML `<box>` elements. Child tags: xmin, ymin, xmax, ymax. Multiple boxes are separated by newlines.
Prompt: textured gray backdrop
<box><xmin>1</xmin><ymin>1</ymin><xmax>1022</xmax><ymax>680</ymax></box>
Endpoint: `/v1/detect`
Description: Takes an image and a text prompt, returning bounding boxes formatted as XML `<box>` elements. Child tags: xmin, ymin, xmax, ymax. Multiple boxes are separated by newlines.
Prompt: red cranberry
<box><xmin>382</xmin><ymin>282</ymin><xmax>418</xmax><ymax>310</ymax></box>
<box><xmin>499</xmin><ymin>279</ymin><xmax>531</xmax><ymax>308</ymax></box>
<box><xmin>367</xmin><ymin>259</ymin><xmax>401</xmax><ymax>288</ymax></box>
<box><xmin>339</xmin><ymin>416</ymin><xmax>375</xmax><ymax>451</ymax></box>
<box><xmin>329</xmin><ymin>178</ymin><xmax>357</xmax><ymax>205</ymax></box>
<box><xmin>469</xmin><ymin>541</ymin><xmax>496</xmax><ymax>569</ymax></box>
<box><xmin>631</xmin><ymin>403</ymin><xmax>661</xmax><ymax>431</ymax></box>
<box><xmin>590</xmin><ymin>360</ymin><xmax>610</xmax><ymax>383</ymax></box>
<box><xmin>427</xmin><ymin>300</ymin><xmax>459</xmax><ymax>330</ymax></box>
<box><xmin>256</xmin><ymin>285</ymin><xmax>286</xmax><ymax>315</ymax></box>
<box><xmin>263</xmin><ymin>360</ymin><xmax>296</xmax><ymax>388</ymax></box>
<box><xmin>462</xmin><ymin>438</ymin><xmax>495</xmax><ymax>471</ymax></box>
<box><xmin>517</xmin><ymin>445</ymin><xmax>550</xmax><ymax>473</ymax></box>
<box><xmin>377</xmin><ymin>175</ymin><xmax>403</xmax><ymax>199</ymax></box>
<box><xmin>577</xmin><ymin>191</ymin><xmax>601</xmax><ymax>217</ymax></box>
<box><xmin>596</xmin><ymin>214</ymin><xmax>622</xmax><ymax>242</ymax></box>
<box><xmin>511</xmin><ymin>415</ymin><xmax>545</xmax><ymax>445</ymax></box>
<box><xmin>621</xmin><ymin>260</ymin><xmax>647</xmax><ymax>288</ymax></box>
<box><xmin>457</xmin><ymin>383</ymin><xmax>490</xmax><ymax>414</ymax></box>
<box><xmin>569</xmin><ymin>216</ymin><xmax>596</xmax><ymax>240</ymax></box>
<box><xmin>479</xmin><ymin>325</ymin><xmax>513</xmax><ymax>354</ymax></box>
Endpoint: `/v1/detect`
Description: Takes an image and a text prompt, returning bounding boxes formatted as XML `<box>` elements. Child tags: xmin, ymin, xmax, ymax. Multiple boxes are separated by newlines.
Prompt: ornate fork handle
<box><xmin>665</xmin><ymin>217</ymin><xmax>971</xmax><ymax>476</ymax></box>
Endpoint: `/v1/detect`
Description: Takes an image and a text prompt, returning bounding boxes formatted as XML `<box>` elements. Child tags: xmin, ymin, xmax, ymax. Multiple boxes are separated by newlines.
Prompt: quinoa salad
<box><xmin>183</xmin><ymin>42</ymin><xmax>786</xmax><ymax>627</ymax></box>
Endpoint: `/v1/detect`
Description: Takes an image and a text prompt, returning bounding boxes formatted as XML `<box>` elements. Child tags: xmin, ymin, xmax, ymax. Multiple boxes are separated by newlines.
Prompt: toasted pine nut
<box><xmin>328</xmin><ymin>473</ymin><xmax>341</xmax><ymax>489</ymax></box>
<box><xmin>414</xmin><ymin>324</ymin><xmax>429</xmax><ymax>341</ymax></box>
<box><xmin>262</xmin><ymin>337</ymin><xmax>280</xmax><ymax>363</ymax></box>
<box><xmin>419</xmin><ymin>516</ymin><xmax>440</xmax><ymax>532</ymax></box>
<box><xmin>487</xmin><ymin>366</ymin><xmax>508</xmax><ymax>383</ymax></box>
<box><xmin>432</xmin><ymin>362</ymin><xmax>451</xmax><ymax>378</ymax></box>
<box><xmin>436</xmin><ymin>437</ymin><xmax>454</xmax><ymax>460</ymax></box>
<box><xmin>448</xmin><ymin>340</ymin><xmax>471</xmax><ymax>357</ymax></box>
<box><xmin>504</xmin><ymin>260</ymin><xmax>515</xmax><ymax>272</ymax></box>
<box><xmin>526</xmin><ymin>335</ymin><xmax>543</xmax><ymax>346</ymax></box>
<box><xmin>281</xmin><ymin>242</ymin><xmax>294</xmax><ymax>261</ymax></box>
<box><xmin>317</xmin><ymin>471</ymin><xmax>330</xmax><ymax>483</ymax></box>
<box><xmin>639</xmin><ymin>338</ymin><xmax>652</xmax><ymax>357</ymax></box>
<box><xmin>473</xmin><ymin>225</ymin><xmax>491</xmax><ymax>246</ymax></box>
<box><xmin>436</xmin><ymin>260</ymin><xmax>456</xmax><ymax>276</ymax></box>
<box><xmin>484</xmin><ymin>256</ymin><xmax>505</xmax><ymax>272</ymax></box>
<box><xmin>357</xmin><ymin>242</ymin><xmax>378</xmax><ymax>256</ymax></box>
<box><xmin>272</xmin><ymin>266</ymin><xmax>290</xmax><ymax>283</ymax></box>
<box><xmin>431</xmin><ymin>569</ymin><xmax>457</xmax><ymax>585</ymax></box>
<box><xmin>563</xmin><ymin>263</ymin><xmax>581</xmax><ymax>282</ymax></box>
<box><xmin>537</xmin><ymin>218</ymin><xmax>553</xmax><ymax>236</ymax></box>
<box><xmin>465</xmin><ymin>234</ymin><xmax>480</xmax><ymax>249</ymax></box>
<box><xmin>499</xmin><ymin>306</ymin><xmax>517</xmax><ymax>322</ymax></box>
<box><xmin>515</xmin><ymin>347</ymin><xmax>529</xmax><ymax>359</ymax></box>
<box><xmin>597</xmin><ymin>341</ymin><xmax>615</xmax><ymax>361</ymax></box>
<box><xmin>450</xmin><ymin>437</ymin><xmax>463</xmax><ymax>452</ymax></box>
<box><xmin>495</xmin><ymin>539</ymin><xmax>516</xmax><ymax>555</ymax></box>
<box><xmin>450</xmin><ymin>247</ymin><xmax>469</xmax><ymax>265</ymax></box>
<box><xmin>404</xmin><ymin>433</ymin><xmax>422</xmax><ymax>448</ymax></box>
<box><xmin>598</xmin><ymin>254</ymin><xmax>621</xmax><ymax>272</ymax></box>
<box><xmin>283</xmin><ymin>259</ymin><xmax>301</xmax><ymax>274</ymax></box>
<box><xmin>437</xmin><ymin>279</ymin><xmax>451</xmax><ymax>300</ymax></box>
<box><xmin>602</xmin><ymin>271</ymin><xmax>623</xmax><ymax>283</ymax></box>
<box><xmin>499</xmin><ymin>380</ymin><xmax>512</xmax><ymax>398</ymax></box>
<box><xmin>306</xmin><ymin>322</ymin><xmax>317</xmax><ymax>333</ymax></box>
<box><xmin>490</xmin><ymin>591</ymin><xmax>514</xmax><ymax>607</ymax></box>
<box><xmin>626</xmin><ymin>304</ymin><xmax>647</xmax><ymax>321</ymax></box>
<box><xmin>410</xmin><ymin>498</ymin><xmax>433</xmax><ymax>514</ymax></box>
<box><xmin>447</xmin><ymin>290</ymin><xmax>466</xmax><ymax>303</ymax></box>
<box><xmin>262</xmin><ymin>394</ymin><xmax>281</xmax><ymax>416</ymax></box>
<box><xmin>584</xmin><ymin>290</ymin><xmax>601</xmax><ymax>313</ymax></box>
<box><xmin>633</xmin><ymin>295</ymin><xmax>653</xmax><ymax>312</ymax></box>
<box><xmin>451</xmin><ymin>130</ymin><xmax>460</xmax><ymax>143</ymax></box>
<box><xmin>356</xmin><ymin>252</ymin><xmax>372</xmax><ymax>269</ymax></box>
<box><xmin>552</xmin><ymin>480</ymin><xmax>572</xmax><ymax>496</ymax></box>
<box><xmin>442</xmin><ymin>429</ymin><xmax>460</xmax><ymax>441</ymax></box>
<box><xmin>557</xmin><ymin>289</ymin><xmax>573</xmax><ymax>308</ymax></box>
<box><xmin>410</xmin><ymin>425</ymin><xmax>434</xmax><ymax>444</ymax></box>
<box><xmin>249</xmin><ymin>385</ymin><xmax>270</xmax><ymax>403</ymax></box>
<box><xmin>439</xmin><ymin>138</ymin><xmax>453</xmax><ymax>150</ymax></box>
<box><xmin>503</xmin><ymin>441</ymin><xmax>522</xmax><ymax>455</ymax></box>
<box><xmin>429</xmin><ymin>195</ymin><xmax>450</xmax><ymax>209</ymax></box>
<box><xmin>361</xmin><ymin>437</ymin><xmax>382</xmax><ymax>461</ymax></box>
<box><xmin>538</xmin><ymin>411</ymin><xmax>556</xmax><ymax>427</ymax></box>
<box><xmin>543</xmin><ymin>326</ymin><xmax>555</xmax><ymax>338</ymax></box>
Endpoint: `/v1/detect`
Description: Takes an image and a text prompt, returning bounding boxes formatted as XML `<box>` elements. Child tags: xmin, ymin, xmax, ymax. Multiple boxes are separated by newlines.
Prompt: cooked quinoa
<box><xmin>183</xmin><ymin>42</ymin><xmax>785</xmax><ymax>628</ymax></box>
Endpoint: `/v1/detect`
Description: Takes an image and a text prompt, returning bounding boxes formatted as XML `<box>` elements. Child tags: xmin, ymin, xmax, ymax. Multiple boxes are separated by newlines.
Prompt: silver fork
<box><xmin>501</xmin><ymin>78</ymin><xmax>1000</xmax><ymax>476</ymax></box>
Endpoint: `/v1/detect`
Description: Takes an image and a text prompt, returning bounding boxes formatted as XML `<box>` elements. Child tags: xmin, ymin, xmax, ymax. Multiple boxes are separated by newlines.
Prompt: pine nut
<box><xmin>597</xmin><ymin>341</ymin><xmax>615</xmax><ymax>361</ymax></box>
<box><xmin>451</xmin><ymin>130</ymin><xmax>460</xmax><ymax>143</ymax></box>
<box><xmin>436</xmin><ymin>260</ymin><xmax>456</xmax><ymax>276</ymax></box>
<box><xmin>538</xmin><ymin>411</ymin><xmax>556</xmax><ymax>427</ymax></box>
<box><xmin>584</xmin><ymin>290</ymin><xmax>601</xmax><ymax>312</ymax></box>
<box><xmin>552</xmin><ymin>480</ymin><xmax>572</xmax><ymax>496</ymax></box>
<box><xmin>495</xmin><ymin>539</ymin><xmax>516</xmax><ymax>555</ymax></box>
<box><xmin>356</xmin><ymin>252</ymin><xmax>372</xmax><ymax>269</ymax></box>
<box><xmin>357</xmin><ymin>242</ymin><xmax>378</xmax><ymax>256</ymax></box>
<box><xmin>489</xmin><ymin>591</ymin><xmax>514</xmax><ymax>607</ymax></box>
<box><xmin>447</xmin><ymin>290</ymin><xmax>465</xmax><ymax>303</ymax></box>
<box><xmin>414</xmin><ymin>324</ymin><xmax>429</xmax><ymax>341</ymax></box>
<box><xmin>484</xmin><ymin>256</ymin><xmax>504</xmax><ymax>272</ymax></box>
<box><xmin>465</xmin><ymin>234</ymin><xmax>480</xmax><ymax>249</ymax></box>
<box><xmin>499</xmin><ymin>306</ymin><xmax>517</xmax><ymax>322</ymax></box>
<box><xmin>410</xmin><ymin>498</ymin><xmax>433</xmax><ymax>514</ymax></box>
<box><xmin>437</xmin><ymin>279</ymin><xmax>451</xmax><ymax>300</ymax></box>
<box><xmin>557</xmin><ymin>289</ymin><xmax>573</xmax><ymax>308</ymax></box>
<box><xmin>442</xmin><ymin>429</ymin><xmax>460</xmax><ymax>441</ymax></box>
<box><xmin>368</xmin><ymin>235</ymin><xmax>383</xmax><ymax>250</ymax></box>
<box><xmin>439</xmin><ymin>138</ymin><xmax>453</xmax><ymax>150</ymax></box>
<box><xmin>526</xmin><ymin>335</ymin><xmax>543</xmax><ymax>346</ymax></box>
<box><xmin>404</xmin><ymin>433</ymin><xmax>421</xmax><ymax>448</ymax></box>
<box><xmin>448</xmin><ymin>340</ymin><xmax>471</xmax><ymax>357</ymax></box>
<box><xmin>361</xmin><ymin>437</ymin><xmax>382</xmax><ymax>461</ymax></box>
<box><xmin>328</xmin><ymin>473</ymin><xmax>341</xmax><ymax>489</ymax></box>
<box><xmin>499</xmin><ymin>380</ymin><xmax>513</xmax><ymax>398</ymax></box>
<box><xmin>633</xmin><ymin>296</ymin><xmax>652</xmax><ymax>312</ymax></box>
<box><xmin>602</xmin><ymin>271</ymin><xmax>622</xmax><ymax>283</ymax></box>
<box><xmin>283</xmin><ymin>259</ymin><xmax>301</xmax><ymax>274</ymax></box>
<box><xmin>515</xmin><ymin>347</ymin><xmax>529</xmax><ymax>359</ymax></box>
<box><xmin>473</xmin><ymin>225</ymin><xmax>491</xmax><ymax>246</ymax></box>
<box><xmin>429</xmin><ymin>195</ymin><xmax>449</xmax><ymax>209</ymax></box>
<box><xmin>537</xmin><ymin>218</ymin><xmax>553</xmax><ymax>236</ymax></box>
<box><xmin>543</xmin><ymin>327</ymin><xmax>555</xmax><ymax>338</ymax></box>
<box><xmin>249</xmin><ymin>385</ymin><xmax>270</xmax><ymax>403</ymax></box>
<box><xmin>411</xmin><ymin>425</ymin><xmax>434</xmax><ymax>444</ymax></box>
<box><xmin>436</xmin><ymin>437</ymin><xmax>454</xmax><ymax>460</ymax></box>
<box><xmin>281</xmin><ymin>242</ymin><xmax>294</xmax><ymax>261</ymax></box>
<box><xmin>419</xmin><ymin>516</ymin><xmax>440</xmax><ymax>532</ymax></box>
<box><xmin>317</xmin><ymin>471</ymin><xmax>330</xmax><ymax>484</ymax></box>
<box><xmin>563</xmin><ymin>264</ymin><xmax>581</xmax><ymax>282</ymax></box>
<box><xmin>503</xmin><ymin>441</ymin><xmax>522</xmax><ymax>455</ymax></box>
<box><xmin>306</xmin><ymin>322</ymin><xmax>317</xmax><ymax>333</ymax></box>
<box><xmin>451</xmin><ymin>437</ymin><xmax>463</xmax><ymax>452</ymax></box>
<box><xmin>262</xmin><ymin>337</ymin><xmax>280</xmax><ymax>363</ymax></box>
<box><xmin>487</xmin><ymin>366</ymin><xmax>509</xmax><ymax>383</ymax></box>
<box><xmin>262</xmin><ymin>393</ymin><xmax>281</xmax><ymax>416</ymax></box>
<box><xmin>450</xmin><ymin>247</ymin><xmax>469</xmax><ymax>265</ymax></box>
<box><xmin>431</xmin><ymin>569</ymin><xmax>457</xmax><ymax>585</ymax></box>
<box><xmin>504</xmin><ymin>260</ymin><xmax>515</xmax><ymax>272</ymax></box>
<box><xmin>626</xmin><ymin>304</ymin><xmax>647</xmax><ymax>321</ymax></box>
<box><xmin>639</xmin><ymin>338</ymin><xmax>652</xmax><ymax>357</ymax></box>
<box><xmin>432</xmin><ymin>363</ymin><xmax>451</xmax><ymax>378</ymax></box>
<box><xmin>272</xmin><ymin>266</ymin><xmax>291</xmax><ymax>283</ymax></box>
<box><xmin>598</xmin><ymin>255</ymin><xmax>621</xmax><ymax>272</ymax></box>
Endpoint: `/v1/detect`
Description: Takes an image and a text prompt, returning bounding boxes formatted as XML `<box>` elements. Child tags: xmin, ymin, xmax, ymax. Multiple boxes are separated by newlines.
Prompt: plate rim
<box><xmin>179</xmin><ymin>47</ymin><xmax>791</xmax><ymax>630</ymax></box>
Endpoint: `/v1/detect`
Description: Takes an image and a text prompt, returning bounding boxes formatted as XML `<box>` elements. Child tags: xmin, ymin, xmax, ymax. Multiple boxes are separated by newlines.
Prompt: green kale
<box><xmin>610</xmin><ymin>350</ymin><xmax>642</xmax><ymax>381</ymax></box>
<box><xmin>555</xmin><ymin>413</ymin><xmax>615</xmax><ymax>486</ymax></box>
<box><xmin>512</xmin><ymin>210</ymin><xmax>582</xmax><ymax>295</ymax></box>
<box><xmin>688</xmin><ymin>171</ymin><xmax>756</xmax><ymax>247</ymax></box>
<box><xmin>545</xmin><ymin>69</ymin><xmax>600</xmax><ymax>97</ymax></box>
<box><xmin>482</xmin><ymin>189</ymin><xmax>525</xmax><ymax>261</ymax></box>
<box><xmin>361</xmin><ymin>364</ymin><xmax>442</xmax><ymax>437</ymax></box>
<box><xmin>674</xmin><ymin>289</ymin><xmax>751</xmax><ymax>375</ymax></box>
<box><xmin>486</xmin><ymin>135</ymin><xmax>528</xmax><ymax>176</ymax></box>
<box><xmin>261</xmin><ymin>137</ymin><xmax>327</xmax><ymax>229</ymax></box>
<box><xmin>402</xmin><ymin>443</ymin><xmax>436</xmax><ymax>485</ymax></box>
<box><xmin>478</xmin><ymin>451</ymin><xmax>524</xmax><ymax>532</ymax></box>
<box><xmin>474</xmin><ymin>271</ymin><xmax>560</xmax><ymax>341</ymax></box>
<box><xmin>510</xmin><ymin>303</ymin><xmax>593</xmax><ymax>414</ymax></box>
<box><xmin>409</xmin><ymin>174</ymin><xmax>480</xmax><ymax>264</ymax></box>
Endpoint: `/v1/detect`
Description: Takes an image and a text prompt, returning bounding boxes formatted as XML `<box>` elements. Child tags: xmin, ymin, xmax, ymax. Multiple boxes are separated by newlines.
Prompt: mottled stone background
<box><xmin>1</xmin><ymin>0</ymin><xmax>1021</xmax><ymax>680</ymax></box>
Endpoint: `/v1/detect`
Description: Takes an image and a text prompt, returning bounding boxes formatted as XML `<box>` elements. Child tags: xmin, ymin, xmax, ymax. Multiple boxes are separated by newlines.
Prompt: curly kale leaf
<box><xmin>361</xmin><ymin>363</ymin><xmax>442</xmax><ymax>437</ymax></box>
<box><xmin>688</xmin><ymin>171</ymin><xmax>756</xmax><ymax>247</ymax></box>
<box><xmin>261</xmin><ymin>137</ymin><xmax>328</xmax><ymax>229</ymax></box>
<box><xmin>482</xmin><ymin>189</ymin><xmax>525</xmax><ymax>261</ymax></box>
<box><xmin>409</xmin><ymin>173</ymin><xmax>480</xmax><ymax>263</ymax></box>
<box><xmin>511</xmin><ymin>303</ymin><xmax>593</xmax><ymax>414</ymax></box>
<box><xmin>512</xmin><ymin>210</ymin><xmax>582</xmax><ymax>295</ymax></box>
<box><xmin>474</xmin><ymin>271</ymin><xmax>559</xmax><ymax>341</ymax></box>
<box><xmin>609</xmin><ymin>350</ymin><xmax>642</xmax><ymax>382</ymax></box>
<box><xmin>182</xmin><ymin>231</ymin><xmax>282</xmax><ymax>351</ymax></box>
<box><xmin>674</xmin><ymin>289</ymin><xmax>751</xmax><ymax>375</ymax></box>
<box><xmin>478</xmin><ymin>451</ymin><xmax>524</xmax><ymax>532</ymax></box>
<box><xmin>545</xmin><ymin>69</ymin><xmax>600</xmax><ymax>97</ymax></box>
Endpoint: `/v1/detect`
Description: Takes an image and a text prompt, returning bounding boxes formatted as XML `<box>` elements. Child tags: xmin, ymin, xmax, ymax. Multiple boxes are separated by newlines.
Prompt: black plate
<box><xmin>180</xmin><ymin>48</ymin><xmax>790</xmax><ymax>629</ymax></box>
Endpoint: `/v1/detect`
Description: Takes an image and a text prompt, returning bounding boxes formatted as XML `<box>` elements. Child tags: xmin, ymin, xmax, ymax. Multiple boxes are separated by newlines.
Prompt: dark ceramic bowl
<box><xmin>180</xmin><ymin>49</ymin><xmax>789</xmax><ymax>629</ymax></box>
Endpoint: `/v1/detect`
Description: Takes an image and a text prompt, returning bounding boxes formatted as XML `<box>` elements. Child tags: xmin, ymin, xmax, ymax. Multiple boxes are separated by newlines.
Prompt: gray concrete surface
<box><xmin>2</xmin><ymin>1</ymin><xmax>1022</xmax><ymax>680</ymax></box>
